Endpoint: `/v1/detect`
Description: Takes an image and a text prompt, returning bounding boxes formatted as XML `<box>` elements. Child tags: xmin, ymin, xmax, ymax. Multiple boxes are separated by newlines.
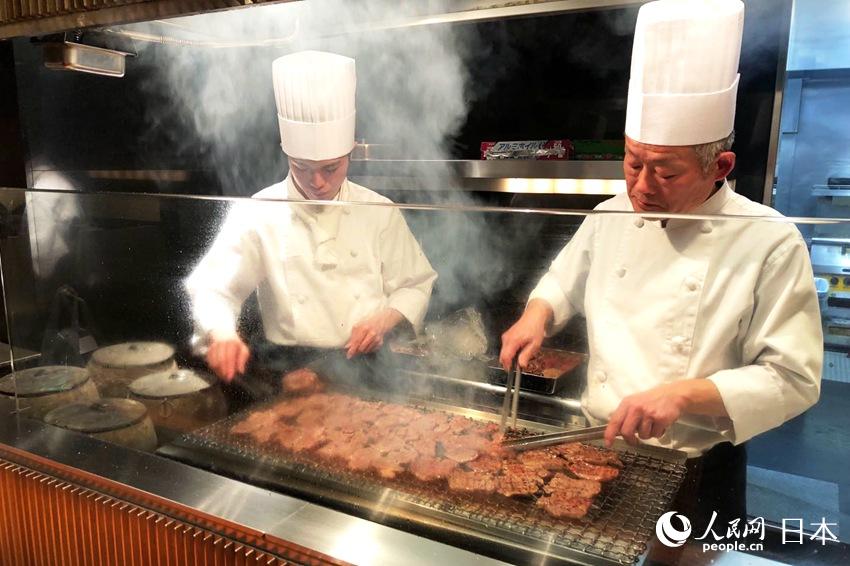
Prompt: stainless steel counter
<box><xmin>0</xmin><ymin>406</ymin><xmax>509</xmax><ymax>566</ymax></box>
<box><xmin>1</xmin><ymin>400</ymin><xmax>806</xmax><ymax>566</ymax></box>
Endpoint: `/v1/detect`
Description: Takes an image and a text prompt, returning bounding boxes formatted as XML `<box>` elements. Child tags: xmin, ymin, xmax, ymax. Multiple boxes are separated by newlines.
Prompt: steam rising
<box><xmin>129</xmin><ymin>1</ymin><xmax>472</xmax><ymax>193</ymax></box>
<box><xmin>128</xmin><ymin>0</ymin><xmax>538</xmax><ymax>328</ymax></box>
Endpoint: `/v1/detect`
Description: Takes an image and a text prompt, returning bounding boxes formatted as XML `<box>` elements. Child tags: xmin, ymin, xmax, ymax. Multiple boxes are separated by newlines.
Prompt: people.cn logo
<box><xmin>656</xmin><ymin>511</ymin><xmax>692</xmax><ymax>547</ymax></box>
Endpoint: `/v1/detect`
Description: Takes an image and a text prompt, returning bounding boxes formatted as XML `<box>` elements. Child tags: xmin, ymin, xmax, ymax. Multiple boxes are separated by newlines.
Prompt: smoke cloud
<box><xmin>121</xmin><ymin>1</ymin><xmax>545</xmax><ymax>333</ymax></box>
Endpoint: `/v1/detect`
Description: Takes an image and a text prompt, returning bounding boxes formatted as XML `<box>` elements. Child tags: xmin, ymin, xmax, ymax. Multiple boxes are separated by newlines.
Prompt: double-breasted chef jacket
<box><xmin>186</xmin><ymin>175</ymin><xmax>437</xmax><ymax>350</ymax></box>
<box><xmin>530</xmin><ymin>181</ymin><xmax>823</xmax><ymax>456</ymax></box>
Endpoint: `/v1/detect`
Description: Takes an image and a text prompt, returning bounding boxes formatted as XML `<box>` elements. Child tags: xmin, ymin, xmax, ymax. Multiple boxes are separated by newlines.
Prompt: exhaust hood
<box><xmin>0</xmin><ymin>0</ymin><xmax>293</xmax><ymax>40</ymax></box>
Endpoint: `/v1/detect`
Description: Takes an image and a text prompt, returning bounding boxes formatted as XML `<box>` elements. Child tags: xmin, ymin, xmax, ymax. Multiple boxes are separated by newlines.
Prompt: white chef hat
<box><xmin>272</xmin><ymin>51</ymin><xmax>356</xmax><ymax>161</ymax></box>
<box><xmin>625</xmin><ymin>0</ymin><xmax>745</xmax><ymax>146</ymax></box>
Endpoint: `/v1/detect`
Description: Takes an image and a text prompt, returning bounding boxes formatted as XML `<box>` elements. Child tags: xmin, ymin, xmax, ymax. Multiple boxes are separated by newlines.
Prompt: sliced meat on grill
<box><xmin>384</xmin><ymin>447</ymin><xmax>418</xmax><ymax>467</ymax></box>
<box><xmin>517</xmin><ymin>449</ymin><xmax>570</xmax><ymax>473</ymax></box>
<box><xmin>480</xmin><ymin>421</ymin><xmax>501</xmax><ymax>437</ymax></box>
<box><xmin>295</xmin><ymin>408</ymin><xmax>325</xmax><ymax>428</ymax></box>
<box><xmin>230</xmin><ymin>408</ymin><xmax>281</xmax><ymax>435</ymax></box>
<box><xmin>465</xmin><ymin>456</ymin><xmax>503</xmax><ymax>474</ymax></box>
<box><xmin>374</xmin><ymin>456</ymin><xmax>405</xmax><ymax>479</ymax></box>
<box><xmin>555</xmin><ymin>443</ymin><xmax>624</xmax><ymax>468</ymax></box>
<box><xmin>299</xmin><ymin>393</ymin><xmax>332</xmax><ymax>410</ymax></box>
<box><xmin>374</xmin><ymin>413</ymin><xmax>409</xmax><ymax>430</ymax></box>
<box><xmin>544</xmin><ymin>473</ymin><xmax>602</xmax><ymax>498</ymax></box>
<box><xmin>497</xmin><ymin>474</ymin><xmax>543</xmax><ymax>498</ymax></box>
<box><xmin>275</xmin><ymin>402</ymin><xmax>306</xmax><ymax>420</ymax></box>
<box><xmin>315</xmin><ymin>440</ymin><xmax>348</xmax><ymax>461</ymax></box>
<box><xmin>536</xmin><ymin>492</ymin><xmax>593</xmax><ymax>519</ymax></box>
<box><xmin>409</xmin><ymin>437</ymin><xmax>438</xmax><ymax>459</ymax></box>
<box><xmin>447</xmin><ymin>469</ymin><xmax>497</xmax><ymax>495</ymax></box>
<box><xmin>431</xmin><ymin>417</ymin><xmax>454</xmax><ymax>434</ymax></box>
<box><xmin>323</xmin><ymin>412</ymin><xmax>356</xmax><ymax>432</ymax></box>
<box><xmin>565</xmin><ymin>460</ymin><xmax>620</xmax><ymax>482</ymax></box>
<box><xmin>248</xmin><ymin>422</ymin><xmax>280</xmax><ymax>444</ymax></box>
<box><xmin>408</xmin><ymin>412</ymin><xmax>443</xmax><ymax>434</ymax></box>
<box><xmin>273</xmin><ymin>426</ymin><xmax>327</xmax><ymax>453</ymax></box>
<box><xmin>496</xmin><ymin>462</ymin><xmax>545</xmax><ymax>497</ymax></box>
<box><xmin>281</xmin><ymin>368</ymin><xmax>324</xmax><ymax>395</ymax></box>
<box><xmin>317</xmin><ymin>432</ymin><xmax>368</xmax><ymax>461</ymax></box>
<box><xmin>409</xmin><ymin>457</ymin><xmax>458</xmax><ymax>482</ymax></box>
<box><xmin>450</xmin><ymin>433</ymin><xmax>494</xmax><ymax>452</ymax></box>
<box><xmin>370</xmin><ymin>435</ymin><xmax>409</xmax><ymax>455</ymax></box>
<box><xmin>348</xmin><ymin>446</ymin><xmax>383</xmax><ymax>472</ymax></box>
<box><xmin>442</xmin><ymin>444</ymin><xmax>479</xmax><ymax>463</ymax></box>
<box><xmin>478</xmin><ymin>443</ymin><xmax>510</xmax><ymax>460</ymax></box>
<box><xmin>350</xmin><ymin>405</ymin><xmax>385</xmax><ymax>426</ymax></box>
<box><xmin>393</xmin><ymin>406</ymin><xmax>425</xmax><ymax>423</ymax></box>
<box><xmin>399</xmin><ymin>427</ymin><xmax>423</xmax><ymax>443</ymax></box>
<box><xmin>447</xmin><ymin>416</ymin><xmax>476</xmax><ymax>435</ymax></box>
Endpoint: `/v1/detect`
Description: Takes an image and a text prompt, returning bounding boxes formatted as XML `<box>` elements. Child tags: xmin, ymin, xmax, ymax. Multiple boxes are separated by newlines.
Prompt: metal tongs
<box><xmin>500</xmin><ymin>425</ymin><xmax>608</xmax><ymax>452</ymax></box>
<box><xmin>499</xmin><ymin>357</ymin><xmax>522</xmax><ymax>433</ymax></box>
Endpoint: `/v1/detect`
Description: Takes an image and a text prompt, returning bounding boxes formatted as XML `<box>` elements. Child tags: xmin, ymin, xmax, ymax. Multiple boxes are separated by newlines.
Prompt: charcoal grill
<box><xmin>161</xmin><ymin>404</ymin><xmax>686</xmax><ymax>565</ymax></box>
<box><xmin>160</xmin><ymin>353</ymin><xmax>686</xmax><ymax>565</ymax></box>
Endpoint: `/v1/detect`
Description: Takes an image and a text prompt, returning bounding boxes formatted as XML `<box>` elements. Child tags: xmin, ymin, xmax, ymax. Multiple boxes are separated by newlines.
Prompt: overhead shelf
<box><xmin>348</xmin><ymin>159</ymin><xmax>626</xmax><ymax>195</ymax></box>
<box><xmin>349</xmin><ymin>159</ymin><xmax>624</xmax><ymax>179</ymax></box>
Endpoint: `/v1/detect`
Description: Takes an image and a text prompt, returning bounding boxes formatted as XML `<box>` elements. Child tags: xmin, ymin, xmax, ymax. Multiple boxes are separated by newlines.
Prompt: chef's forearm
<box><xmin>672</xmin><ymin>379</ymin><xmax>729</xmax><ymax>418</ymax></box>
<box><xmin>382</xmin><ymin>307</ymin><xmax>405</xmax><ymax>330</ymax></box>
<box><xmin>525</xmin><ymin>298</ymin><xmax>555</xmax><ymax>328</ymax></box>
<box><xmin>386</xmin><ymin>288</ymin><xmax>431</xmax><ymax>331</ymax></box>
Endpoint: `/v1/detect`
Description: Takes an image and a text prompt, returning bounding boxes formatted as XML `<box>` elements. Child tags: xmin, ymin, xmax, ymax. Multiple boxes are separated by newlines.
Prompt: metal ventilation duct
<box><xmin>0</xmin><ymin>0</ymin><xmax>647</xmax><ymax>41</ymax></box>
<box><xmin>0</xmin><ymin>0</ymin><xmax>294</xmax><ymax>40</ymax></box>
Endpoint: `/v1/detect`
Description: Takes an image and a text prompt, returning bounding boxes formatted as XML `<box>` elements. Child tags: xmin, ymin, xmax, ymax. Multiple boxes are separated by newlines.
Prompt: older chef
<box><xmin>187</xmin><ymin>51</ymin><xmax>437</xmax><ymax>382</ymax></box>
<box><xmin>500</xmin><ymin>0</ymin><xmax>822</xmax><ymax>531</ymax></box>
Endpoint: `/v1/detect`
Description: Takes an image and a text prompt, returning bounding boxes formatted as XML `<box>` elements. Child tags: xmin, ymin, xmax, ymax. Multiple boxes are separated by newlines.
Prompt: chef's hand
<box><xmin>499</xmin><ymin>299</ymin><xmax>553</xmax><ymax>372</ymax></box>
<box><xmin>346</xmin><ymin>308</ymin><xmax>405</xmax><ymax>359</ymax></box>
<box><xmin>206</xmin><ymin>330</ymin><xmax>250</xmax><ymax>383</ymax></box>
<box><xmin>603</xmin><ymin>379</ymin><xmax>728</xmax><ymax>448</ymax></box>
<box><xmin>604</xmin><ymin>384</ymin><xmax>685</xmax><ymax>447</ymax></box>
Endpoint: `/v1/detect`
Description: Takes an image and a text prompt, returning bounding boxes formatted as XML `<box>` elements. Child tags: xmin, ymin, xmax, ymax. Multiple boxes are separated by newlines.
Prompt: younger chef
<box><xmin>187</xmin><ymin>51</ymin><xmax>437</xmax><ymax>382</ymax></box>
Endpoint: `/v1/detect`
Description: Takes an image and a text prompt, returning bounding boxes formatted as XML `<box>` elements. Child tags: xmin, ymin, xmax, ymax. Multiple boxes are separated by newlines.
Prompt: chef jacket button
<box><xmin>616</xmin><ymin>268</ymin><xmax>626</xmax><ymax>278</ymax></box>
<box><xmin>343</xmin><ymin>208</ymin><xmax>351</xmax><ymax>215</ymax></box>
<box><xmin>353</xmin><ymin>292</ymin><xmax>360</xmax><ymax>300</ymax></box>
<box><xmin>671</xmin><ymin>336</ymin><xmax>687</xmax><ymax>351</ymax></box>
<box><xmin>700</xmin><ymin>223</ymin><xmax>712</xmax><ymax>234</ymax></box>
<box><xmin>350</xmin><ymin>249</ymin><xmax>359</xmax><ymax>258</ymax></box>
<box><xmin>595</xmin><ymin>371</ymin><xmax>607</xmax><ymax>383</ymax></box>
<box><xmin>684</xmin><ymin>277</ymin><xmax>699</xmax><ymax>291</ymax></box>
<box><xmin>634</xmin><ymin>218</ymin><xmax>645</xmax><ymax>228</ymax></box>
<box><xmin>297</xmin><ymin>295</ymin><xmax>307</xmax><ymax>304</ymax></box>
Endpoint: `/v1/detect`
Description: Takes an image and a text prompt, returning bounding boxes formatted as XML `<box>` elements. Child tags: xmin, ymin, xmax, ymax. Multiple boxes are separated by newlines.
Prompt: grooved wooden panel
<box><xmin>0</xmin><ymin>461</ymin><xmax>290</xmax><ymax>566</ymax></box>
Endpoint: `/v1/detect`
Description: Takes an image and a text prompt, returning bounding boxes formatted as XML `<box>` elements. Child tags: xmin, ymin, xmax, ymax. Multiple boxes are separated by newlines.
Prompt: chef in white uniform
<box><xmin>187</xmin><ymin>51</ymin><xmax>437</xmax><ymax>382</ymax></box>
<box><xmin>500</xmin><ymin>0</ymin><xmax>822</xmax><ymax>531</ymax></box>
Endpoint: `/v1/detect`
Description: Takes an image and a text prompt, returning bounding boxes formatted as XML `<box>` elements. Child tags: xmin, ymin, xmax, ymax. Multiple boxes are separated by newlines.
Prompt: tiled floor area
<box><xmin>747</xmin><ymin>377</ymin><xmax>850</xmax><ymax>544</ymax></box>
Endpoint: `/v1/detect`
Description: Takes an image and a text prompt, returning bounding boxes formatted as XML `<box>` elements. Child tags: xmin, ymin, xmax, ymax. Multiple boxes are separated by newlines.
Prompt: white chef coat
<box><xmin>530</xmin><ymin>181</ymin><xmax>823</xmax><ymax>456</ymax></box>
<box><xmin>186</xmin><ymin>175</ymin><xmax>437</xmax><ymax>349</ymax></box>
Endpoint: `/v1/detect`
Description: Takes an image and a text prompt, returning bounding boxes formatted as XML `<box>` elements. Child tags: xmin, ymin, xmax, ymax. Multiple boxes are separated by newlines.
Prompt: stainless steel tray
<box><xmin>486</xmin><ymin>348</ymin><xmax>588</xmax><ymax>395</ymax></box>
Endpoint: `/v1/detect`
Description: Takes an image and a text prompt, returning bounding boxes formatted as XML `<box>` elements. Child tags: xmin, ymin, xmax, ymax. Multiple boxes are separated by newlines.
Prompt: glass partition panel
<box><xmin>0</xmin><ymin>186</ymin><xmax>845</xmax><ymax>563</ymax></box>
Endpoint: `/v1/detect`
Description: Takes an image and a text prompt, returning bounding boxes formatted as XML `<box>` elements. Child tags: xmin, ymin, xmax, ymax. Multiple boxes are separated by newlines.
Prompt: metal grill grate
<box><xmin>169</xmin><ymin>408</ymin><xmax>687</xmax><ymax>565</ymax></box>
